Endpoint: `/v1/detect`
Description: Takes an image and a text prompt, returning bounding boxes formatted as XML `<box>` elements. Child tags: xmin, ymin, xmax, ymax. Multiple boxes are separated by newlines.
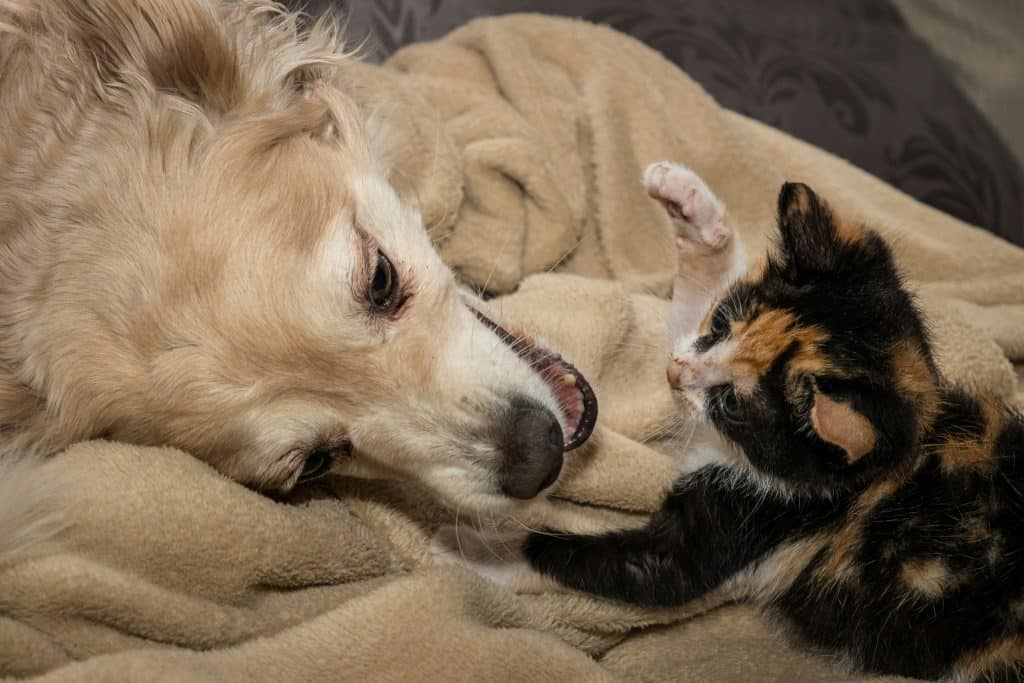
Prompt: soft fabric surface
<box><xmin>3</xmin><ymin>15</ymin><xmax>1023</xmax><ymax>682</ymax></box>
<box><xmin>307</xmin><ymin>0</ymin><xmax>1024</xmax><ymax>246</ymax></box>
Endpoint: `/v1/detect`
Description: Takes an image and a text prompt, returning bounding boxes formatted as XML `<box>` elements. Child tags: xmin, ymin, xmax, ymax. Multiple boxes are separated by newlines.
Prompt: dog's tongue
<box><xmin>467</xmin><ymin>307</ymin><xmax>598</xmax><ymax>451</ymax></box>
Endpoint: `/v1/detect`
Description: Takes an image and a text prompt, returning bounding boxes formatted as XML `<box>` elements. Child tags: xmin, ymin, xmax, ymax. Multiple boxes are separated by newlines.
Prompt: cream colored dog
<box><xmin>0</xmin><ymin>0</ymin><xmax>597</xmax><ymax>554</ymax></box>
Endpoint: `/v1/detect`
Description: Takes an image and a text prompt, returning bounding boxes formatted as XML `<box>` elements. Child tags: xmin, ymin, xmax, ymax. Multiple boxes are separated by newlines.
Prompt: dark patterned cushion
<box><xmin>298</xmin><ymin>0</ymin><xmax>1024</xmax><ymax>246</ymax></box>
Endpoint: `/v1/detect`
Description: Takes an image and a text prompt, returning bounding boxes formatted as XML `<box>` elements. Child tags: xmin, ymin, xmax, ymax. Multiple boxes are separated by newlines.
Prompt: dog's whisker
<box><xmin>423</xmin><ymin>107</ymin><xmax>451</xmax><ymax>236</ymax></box>
<box><xmin>454</xmin><ymin>503</ymin><xmax>467</xmax><ymax>564</ymax></box>
<box><xmin>478</xmin><ymin>219</ymin><xmax>518</xmax><ymax>298</ymax></box>
<box><xmin>545</xmin><ymin>237</ymin><xmax>583</xmax><ymax>274</ymax></box>
<box><xmin>474</xmin><ymin>510</ymin><xmax>502</xmax><ymax>561</ymax></box>
<box><xmin>490</xmin><ymin>511</ymin><xmax>517</xmax><ymax>558</ymax></box>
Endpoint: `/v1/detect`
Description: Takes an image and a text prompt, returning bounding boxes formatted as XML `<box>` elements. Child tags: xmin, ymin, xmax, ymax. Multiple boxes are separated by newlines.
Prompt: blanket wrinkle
<box><xmin>2</xmin><ymin>13</ymin><xmax>1022</xmax><ymax>682</ymax></box>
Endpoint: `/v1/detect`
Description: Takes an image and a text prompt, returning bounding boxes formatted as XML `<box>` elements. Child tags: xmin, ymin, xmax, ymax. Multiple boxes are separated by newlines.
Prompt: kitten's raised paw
<box><xmin>644</xmin><ymin>161</ymin><xmax>730</xmax><ymax>251</ymax></box>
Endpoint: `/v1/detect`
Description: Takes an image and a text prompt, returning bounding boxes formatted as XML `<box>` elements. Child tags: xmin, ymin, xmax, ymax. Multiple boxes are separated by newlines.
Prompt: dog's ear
<box><xmin>26</xmin><ymin>0</ymin><xmax>357</xmax><ymax>145</ymax></box>
<box><xmin>60</xmin><ymin>0</ymin><xmax>245</xmax><ymax>114</ymax></box>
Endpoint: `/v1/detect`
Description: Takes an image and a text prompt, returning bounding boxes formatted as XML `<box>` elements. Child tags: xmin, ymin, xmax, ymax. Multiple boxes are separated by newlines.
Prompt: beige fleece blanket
<box><xmin>3</xmin><ymin>14</ymin><xmax>1023</xmax><ymax>683</ymax></box>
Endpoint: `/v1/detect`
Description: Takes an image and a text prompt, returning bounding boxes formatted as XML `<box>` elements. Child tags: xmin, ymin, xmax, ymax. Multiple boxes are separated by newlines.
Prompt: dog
<box><xmin>0</xmin><ymin>0</ymin><xmax>598</xmax><ymax>561</ymax></box>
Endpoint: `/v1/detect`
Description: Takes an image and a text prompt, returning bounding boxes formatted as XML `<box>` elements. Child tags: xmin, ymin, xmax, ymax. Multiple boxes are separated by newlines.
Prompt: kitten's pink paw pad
<box><xmin>644</xmin><ymin>161</ymin><xmax>730</xmax><ymax>251</ymax></box>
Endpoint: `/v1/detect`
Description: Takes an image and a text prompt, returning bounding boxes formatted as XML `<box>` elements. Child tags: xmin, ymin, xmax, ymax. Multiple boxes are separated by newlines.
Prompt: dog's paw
<box><xmin>644</xmin><ymin>161</ymin><xmax>730</xmax><ymax>251</ymax></box>
<box><xmin>429</xmin><ymin>524</ymin><xmax>528</xmax><ymax>588</ymax></box>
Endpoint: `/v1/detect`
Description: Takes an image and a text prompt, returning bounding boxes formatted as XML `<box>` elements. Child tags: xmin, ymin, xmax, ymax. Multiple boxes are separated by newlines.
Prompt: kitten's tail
<box><xmin>0</xmin><ymin>455</ymin><xmax>68</xmax><ymax>568</ymax></box>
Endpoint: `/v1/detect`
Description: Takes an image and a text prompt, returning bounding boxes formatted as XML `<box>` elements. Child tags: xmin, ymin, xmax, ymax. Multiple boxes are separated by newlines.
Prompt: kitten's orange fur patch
<box><xmin>729</xmin><ymin>309</ymin><xmax>829</xmax><ymax>393</ymax></box>
<box><xmin>889</xmin><ymin>339</ymin><xmax>940</xmax><ymax>433</ymax></box>
<box><xmin>784</xmin><ymin>186</ymin><xmax>812</xmax><ymax>219</ymax></box>
<box><xmin>832</xmin><ymin>215</ymin><xmax>867</xmax><ymax>246</ymax></box>
<box><xmin>936</xmin><ymin>437</ymin><xmax>996</xmax><ymax>475</ymax></box>
<box><xmin>818</xmin><ymin>477</ymin><xmax>901</xmax><ymax>582</ymax></box>
<box><xmin>954</xmin><ymin>635</ymin><xmax>1024</xmax><ymax>682</ymax></box>
<box><xmin>935</xmin><ymin>396</ymin><xmax>1003</xmax><ymax>475</ymax></box>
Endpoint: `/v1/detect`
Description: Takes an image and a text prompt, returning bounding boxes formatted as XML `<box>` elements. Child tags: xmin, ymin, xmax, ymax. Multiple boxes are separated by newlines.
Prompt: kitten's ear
<box><xmin>776</xmin><ymin>182</ymin><xmax>842</xmax><ymax>279</ymax></box>
<box><xmin>809</xmin><ymin>384</ymin><xmax>876</xmax><ymax>462</ymax></box>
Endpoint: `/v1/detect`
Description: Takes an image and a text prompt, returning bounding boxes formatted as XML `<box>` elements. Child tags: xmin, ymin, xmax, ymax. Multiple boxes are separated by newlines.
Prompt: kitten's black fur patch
<box><xmin>524</xmin><ymin>182</ymin><xmax>1024</xmax><ymax>682</ymax></box>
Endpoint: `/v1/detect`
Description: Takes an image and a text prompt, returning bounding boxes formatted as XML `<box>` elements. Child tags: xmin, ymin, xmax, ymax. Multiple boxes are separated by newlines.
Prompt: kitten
<box><xmin>523</xmin><ymin>162</ymin><xmax>1024</xmax><ymax>682</ymax></box>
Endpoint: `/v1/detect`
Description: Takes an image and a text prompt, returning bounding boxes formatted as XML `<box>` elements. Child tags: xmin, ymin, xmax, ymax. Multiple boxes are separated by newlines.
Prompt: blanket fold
<box><xmin>3</xmin><ymin>13</ymin><xmax>1022</xmax><ymax>682</ymax></box>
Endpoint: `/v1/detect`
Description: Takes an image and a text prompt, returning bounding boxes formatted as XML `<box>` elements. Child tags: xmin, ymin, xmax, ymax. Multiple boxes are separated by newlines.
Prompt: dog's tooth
<box><xmin>559</xmin><ymin>373</ymin><xmax>577</xmax><ymax>387</ymax></box>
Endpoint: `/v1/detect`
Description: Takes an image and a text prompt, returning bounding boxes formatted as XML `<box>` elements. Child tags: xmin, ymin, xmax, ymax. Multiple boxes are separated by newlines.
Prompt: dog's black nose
<box><xmin>500</xmin><ymin>400</ymin><xmax>564</xmax><ymax>500</ymax></box>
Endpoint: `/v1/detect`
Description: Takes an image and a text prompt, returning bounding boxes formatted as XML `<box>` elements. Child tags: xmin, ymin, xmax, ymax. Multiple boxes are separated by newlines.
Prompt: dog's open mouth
<box><xmin>469</xmin><ymin>307</ymin><xmax>598</xmax><ymax>451</ymax></box>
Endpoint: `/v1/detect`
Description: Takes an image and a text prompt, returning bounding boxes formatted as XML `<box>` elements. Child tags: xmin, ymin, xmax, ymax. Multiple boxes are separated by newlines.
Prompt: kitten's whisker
<box><xmin>510</xmin><ymin>516</ymin><xmax>565</xmax><ymax>538</ymax></box>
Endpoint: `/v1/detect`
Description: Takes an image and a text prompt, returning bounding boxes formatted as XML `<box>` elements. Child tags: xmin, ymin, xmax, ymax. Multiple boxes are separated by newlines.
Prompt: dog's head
<box><xmin>0</xmin><ymin>0</ymin><xmax>596</xmax><ymax>511</ymax></box>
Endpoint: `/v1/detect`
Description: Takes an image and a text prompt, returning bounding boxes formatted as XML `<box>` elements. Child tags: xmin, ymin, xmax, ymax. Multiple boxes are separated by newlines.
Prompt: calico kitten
<box><xmin>524</xmin><ymin>163</ymin><xmax>1024</xmax><ymax>682</ymax></box>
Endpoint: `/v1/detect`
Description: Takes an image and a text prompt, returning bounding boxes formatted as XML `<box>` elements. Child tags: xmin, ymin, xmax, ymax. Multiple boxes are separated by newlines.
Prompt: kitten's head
<box><xmin>669</xmin><ymin>182</ymin><xmax>940</xmax><ymax>492</ymax></box>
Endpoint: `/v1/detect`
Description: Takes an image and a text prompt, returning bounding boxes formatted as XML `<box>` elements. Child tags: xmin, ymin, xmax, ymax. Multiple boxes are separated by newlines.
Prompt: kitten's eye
<box><xmin>717</xmin><ymin>385</ymin><xmax>742</xmax><ymax>420</ymax></box>
<box><xmin>297</xmin><ymin>449</ymin><xmax>333</xmax><ymax>482</ymax></box>
<box><xmin>368</xmin><ymin>251</ymin><xmax>398</xmax><ymax>311</ymax></box>
<box><xmin>709</xmin><ymin>310</ymin><xmax>729</xmax><ymax>337</ymax></box>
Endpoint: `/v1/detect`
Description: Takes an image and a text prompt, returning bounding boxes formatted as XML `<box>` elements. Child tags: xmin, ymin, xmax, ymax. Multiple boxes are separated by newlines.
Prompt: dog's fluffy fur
<box><xmin>0</xmin><ymin>0</ymin><xmax>582</xmax><ymax>560</ymax></box>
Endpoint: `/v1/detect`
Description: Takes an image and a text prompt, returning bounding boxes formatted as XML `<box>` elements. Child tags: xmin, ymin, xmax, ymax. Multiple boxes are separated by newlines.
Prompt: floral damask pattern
<box><xmin>299</xmin><ymin>0</ymin><xmax>1024</xmax><ymax>245</ymax></box>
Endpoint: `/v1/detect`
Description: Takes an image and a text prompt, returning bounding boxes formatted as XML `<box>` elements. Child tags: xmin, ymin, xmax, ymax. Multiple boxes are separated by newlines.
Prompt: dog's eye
<box><xmin>709</xmin><ymin>310</ymin><xmax>729</xmax><ymax>337</ymax></box>
<box><xmin>368</xmin><ymin>251</ymin><xmax>398</xmax><ymax>311</ymax></box>
<box><xmin>297</xmin><ymin>449</ymin><xmax>333</xmax><ymax>482</ymax></box>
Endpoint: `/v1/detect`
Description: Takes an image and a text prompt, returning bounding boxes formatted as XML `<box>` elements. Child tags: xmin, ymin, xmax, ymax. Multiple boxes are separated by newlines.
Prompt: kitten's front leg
<box><xmin>522</xmin><ymin>470</ymin><xmax>784</xmax><ymax>608</ymax></box>
<box><xmin>644</xmin><ymin>162</ymin><xmax>745</xmax><ymax>341</ymax></box>
<box><xmin>522</xmin><ymin>515</ymin><xmax>697</xmax><ymax>607</ymax></box>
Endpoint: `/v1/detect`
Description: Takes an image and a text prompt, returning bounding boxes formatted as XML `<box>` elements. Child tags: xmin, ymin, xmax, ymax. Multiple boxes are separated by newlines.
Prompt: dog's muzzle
<box><xmin>467</xmin><ymin>303</ymin><xmax>599</xmax><ymax>499</ymax></box>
